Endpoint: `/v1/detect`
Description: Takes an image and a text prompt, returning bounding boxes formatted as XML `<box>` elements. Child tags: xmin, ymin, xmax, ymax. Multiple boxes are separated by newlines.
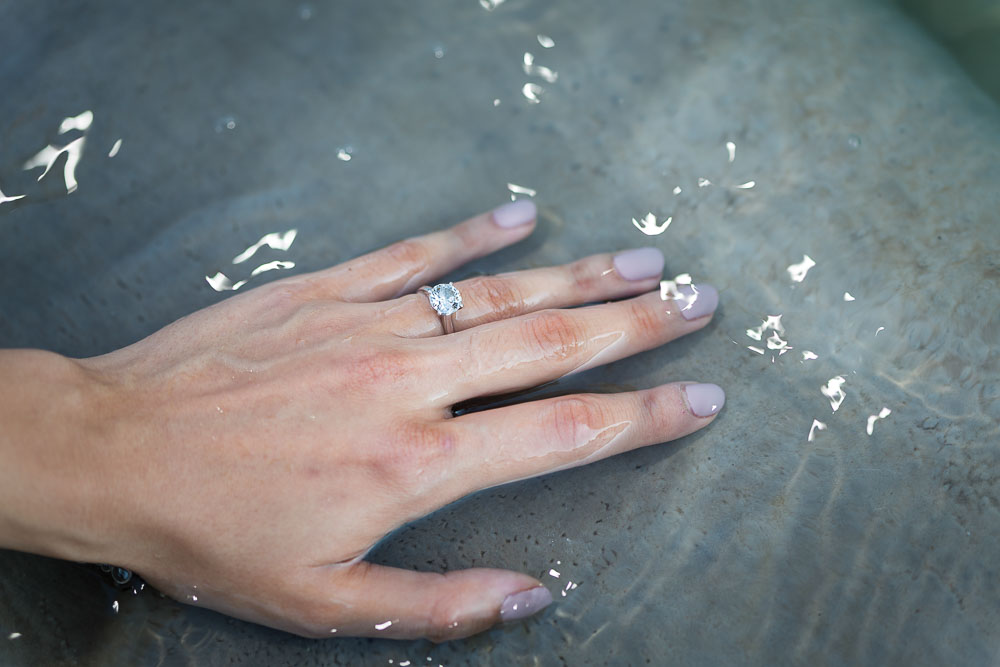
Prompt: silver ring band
<box><xmin>419</xmin><ymin>282</ymin><xmax>464</xmax><ymax>335</ymax></box>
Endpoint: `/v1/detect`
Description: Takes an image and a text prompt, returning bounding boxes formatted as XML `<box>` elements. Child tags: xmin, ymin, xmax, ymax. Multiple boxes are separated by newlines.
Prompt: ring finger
<box><xmin>379</xmin><ymin>247</ymin><xmax>667</xmax><ymax>337</ymax></box>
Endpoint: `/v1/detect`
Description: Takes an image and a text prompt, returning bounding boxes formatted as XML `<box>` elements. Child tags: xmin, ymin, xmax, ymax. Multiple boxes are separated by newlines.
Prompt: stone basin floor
<box><xmin>0</xmin><ymin>0</ymin><xmax>998</xmax><ymax>664</ymax></box>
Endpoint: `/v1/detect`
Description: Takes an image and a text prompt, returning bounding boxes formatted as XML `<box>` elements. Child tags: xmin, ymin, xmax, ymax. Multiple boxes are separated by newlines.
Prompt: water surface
<box><xmin>1</xmin><ymin>0</ymin><xmax>998</xmax><ymax>664</ymax></box>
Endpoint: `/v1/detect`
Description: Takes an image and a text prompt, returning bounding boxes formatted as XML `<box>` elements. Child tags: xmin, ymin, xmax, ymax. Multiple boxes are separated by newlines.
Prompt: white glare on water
<box><xmin>522</xmin><ymin>52</ymin><xmax>558</xmax><ymax>82</ymax></box>
<box><xmin>843</xmin><ymin>292</ymin><xmax>856</xmax><ymax>301</ymax></box>
<box><xmin>522</xmin><ymin>83</ymin><xmax>544</xmax><ymax>103</ymax></box>
<box><xmin>8</xmin><ymin>633</ymin><xmax>21</xmax><ymax>640</ymax></box>
<box><xmin>726</xmin><ymin>141</ymin><xmax>736</xmax><ymax>163</ymax></box>
<box><xmin>58</xmin><ymin>110</ymin><xmax>94</xmax><ymax>134</ymax></box>
<box><xmin>24</xmin><ymin>138</ymin><xmax>87</xmax><ymax>194</ymax></box>
<box><xmin>697</xmin><ymin>177</ymin><xmax>712</xmax><ymax>187</ymax></box>
<box><xmin>337</xmin><ymin>146</ymin><xmax>353</xmax><ymax>161</ymax></box>
<box><xmin>479</xmin><ymin>0</ymin><xmax>505</xmax><ymax>10</ymax></box>
<box><xmin>22</xmin><ymin>110</ymin><xmax>95</xmax><ymax>195</ymax></box>
<box><xmin>802</xmin><ymin>350</ymin><xmax>818</xmax><ymax>361</ymax></box>
<box><xmin>822</xmin><ymin>376</ymin><xmax>847</xmax><ymax>412</ymax></box>
<box><xmin>746</xmin><ymin>314</ymin><xmax>785</xmax><ymax>341</ymax></box>
<box><xmin>660</xmin><ymin>273</ymin><xmax>692</xmax><ymax>301</ymax></box>
<box><xmin>0</xmin><ymin>185</ymin><xmax>26</xmax><ymax>205</ymax></box>
<box><xmin>787</xmin><ymin>255</ymin><xmax>816</xmax><ymax>282</ymax></box>
<box><xmin>507</xmin><ymin>182</ymin><xmax>537</xmax><ymax>198</ymax></box>
<box><xmin>232</xmin><ymin>229</ymin><xmax>298</xmax><ymax>264</ymax></box>
<box><xmin>250</xmin><ymin>260</ymin><xmax>295</xmax><ymax>276</ymax></box>
<box><xmin>673</xmin><ymin>186</ymin><xmax>682</xmax><ymax>195</ymax></box>
<box><xmin>108</xmin><ymin>139</ymin><xmax>123</xmax><ymax>158</ymax></box>
<box><xmin>210</xmin><ymin>229</ymin><xmax>298</xmax><ymax>291</ymax></box>
<box><xmin>537</xmin><ymin>34</ymin><xmax>555</xmax><ymax>48</ymax></box>
<box><xmin>493</xmin><ymin>98</ymin><xmax>501</xmax><ymax>106</ymax></box>
<box><xmin>206</xmin><ymin>273</ymin><xmax>247</xmax><ymax>292</ymax></box>
<box><xmin>632</xmin><ymin>212</ymin><xmax>671</xmax><ymax>235</ymax></box>
<box><xmin>808</xmin><ymin>419</ymin><xmax>827</xmax><ymax>442</ymax></box>
<box><xmin>866</xmin><ymin>407</ymin><xmax>892</xmax><ymax>435</ymax></box>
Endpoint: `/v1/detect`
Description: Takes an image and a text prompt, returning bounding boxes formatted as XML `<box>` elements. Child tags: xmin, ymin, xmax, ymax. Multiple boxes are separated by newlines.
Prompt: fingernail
<box><xmin>613</xmin><ymin>247</ymin><xmax>665</xmax><ymax>281</ymax></box>
<box><xmin>492</xmin><ymin>200</ymin><xmax>537</xmax><ymax>228</ymax></box>
<box><xmin>674</xmin><ymin>283</ymin><xmax>719</xmax><ymax>320</ymax></box>
<box><xmin>500</xmin><ymin>586</ymin><xmax>553</xmax><ymax>622</ymax></box>
<box><xmin>684</xmin><ymin>383</ymin><xmax>726</xmax><ymax>417</ymax></box>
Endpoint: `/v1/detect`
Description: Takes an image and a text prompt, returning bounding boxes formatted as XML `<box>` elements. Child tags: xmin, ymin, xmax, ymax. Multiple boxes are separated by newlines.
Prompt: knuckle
<box><xmin>296</xmin><ymin>613</ymin><xmax>338</xmax><ymax>639</ymax></box>
<box><xmin>547</xmin><ymin>395</ymin><xmax>607</xmax><ymax>446</ymax></box>
<box><xmin>384</xmin><ymin>238</ymin><xmax>432</xmax><ymax>270</ymax></box>
<box><xmin>626</xmin><ymin>299</ymin><xmax>664</xmax><ymax>337</ymax></box>
<box><xmin>343</xmin><ymin>347</ymin><xmax>413</xmax><ymax>388</ymax></box>
<box><xmin>451</xmin><ymin>218</ymin><xmax>483</xmax><ymax>251</ymax></box>
<box><xmin>467</xmin><ymin>275</ymin><xmax>523</xmax><ymax>319</ymax></box>
<box><xmin>640</xmin><ymin>388</ymin><xmax>669</xmax><ymax>434</ymax></box>
<box><xmin>521</xmin><ymin>310</ymin><xmax>585</xmax><ymax>361</ymax></box>
<box><xmin>568</xmin><ymin>257</ymin><xmax>599</xmax><ymax>293</ymax></box>
<box><xmin>237</xmin><ymin>279</ymin><xmax>314</xmax><ymax>316</ymax></box>
<box><xmin>372</xmin><ymin>420</ymin><xmax>456</xmax><ymax>488</ymax></box>
<box><xmin>425</xmin><ymin>590</ymin><xmax>465</xmax><ymax>642</ymax></box>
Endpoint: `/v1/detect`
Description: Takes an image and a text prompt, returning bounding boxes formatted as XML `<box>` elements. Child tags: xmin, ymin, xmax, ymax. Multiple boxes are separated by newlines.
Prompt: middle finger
<box><xmin>421</xmin><ymin>284</ymin><xmax>719</xmax><ymax>407</ymax></box>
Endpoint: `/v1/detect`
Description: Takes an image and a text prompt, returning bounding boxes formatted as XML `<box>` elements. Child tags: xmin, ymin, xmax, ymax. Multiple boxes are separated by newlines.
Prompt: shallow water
<box><xmin>1</xmin><ymin>0</ymin><xmax>998</xmax><ymax>664</ymax></box>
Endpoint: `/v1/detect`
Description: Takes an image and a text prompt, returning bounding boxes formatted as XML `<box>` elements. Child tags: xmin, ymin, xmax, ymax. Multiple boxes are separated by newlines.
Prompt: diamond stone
<box><xmin>426</xmin><ymin>283</ymin><xmax>463</xmax><ymax>315</ymax></box>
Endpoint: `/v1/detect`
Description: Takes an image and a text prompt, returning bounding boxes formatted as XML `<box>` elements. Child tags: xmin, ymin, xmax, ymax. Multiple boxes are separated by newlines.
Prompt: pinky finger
<box><xmin>299</xmin><ymin>201</ymin><xmax>538</xmax><ymax>303</ymax></box>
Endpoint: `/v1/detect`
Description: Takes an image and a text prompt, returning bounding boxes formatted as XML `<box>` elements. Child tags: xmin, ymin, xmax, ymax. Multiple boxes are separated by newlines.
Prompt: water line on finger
<box><xmin>562</xmin><ymin>330</ymin><xmax>628</xmax><ymax>377</ymax></box>
<box><xmin>487</xmin><ymin>419</ymin><xmax>635</xmax><ymax>487</ymax></box>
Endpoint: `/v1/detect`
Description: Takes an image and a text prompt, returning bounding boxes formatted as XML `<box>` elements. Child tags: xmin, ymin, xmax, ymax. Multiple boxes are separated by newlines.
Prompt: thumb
<box><xmin>306</xmin><ymin>561</ymin><xmax>553</xmax><ymax>641</ymax></box>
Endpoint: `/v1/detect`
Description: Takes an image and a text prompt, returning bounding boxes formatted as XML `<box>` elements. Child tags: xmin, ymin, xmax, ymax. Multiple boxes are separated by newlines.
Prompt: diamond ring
<box><xmin>419</xmin><ymin>282</ymin><xmax>464</xmax><ymax>334</ymax></box>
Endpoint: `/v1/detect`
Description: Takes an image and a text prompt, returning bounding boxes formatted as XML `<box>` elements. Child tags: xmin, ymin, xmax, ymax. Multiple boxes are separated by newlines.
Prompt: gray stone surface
<box><xmin>1</xmin><ymin>0</ymin><xmax>998</xmax><ymax>664</ymax></box>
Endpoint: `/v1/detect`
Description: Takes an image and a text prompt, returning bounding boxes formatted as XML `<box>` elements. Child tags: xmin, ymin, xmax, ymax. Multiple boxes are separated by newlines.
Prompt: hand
<box><xmin>66</xmin><ymin>200</ymin><xmax>723</xmax><ymax>640</ymax></box>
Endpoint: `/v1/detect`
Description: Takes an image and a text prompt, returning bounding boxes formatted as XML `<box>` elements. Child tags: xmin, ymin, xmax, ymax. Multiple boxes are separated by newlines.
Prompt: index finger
<box><xmin>440</xmin><ymin>381</ymin><xmax>725</xmax><ymax>497</ymax></box>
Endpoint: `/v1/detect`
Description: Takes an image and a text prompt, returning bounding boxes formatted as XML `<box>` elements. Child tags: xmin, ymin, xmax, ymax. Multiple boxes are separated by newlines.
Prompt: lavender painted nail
<box><xmin>674</xmin><ymin>283</ymin><xmax>719</xmax><ymax>320</ymax></box>
<box><xmin>684</xmin><ymin>383</ymin><xmax>726</xmax><ymax>417</ymax></box>
<box><xmin>500</xmin><ymin>586</ymin><xmax>553</xmax><ymax>622</ymax></box>
<box><xmin>492</xmin><ymin>200</ymin><xmax>537</xmax><ymax>228</ymax></box>
<box><xmin>613</xmin><ymin>247</ymin><xmax>665</xmax><ymax>281</ymax></box>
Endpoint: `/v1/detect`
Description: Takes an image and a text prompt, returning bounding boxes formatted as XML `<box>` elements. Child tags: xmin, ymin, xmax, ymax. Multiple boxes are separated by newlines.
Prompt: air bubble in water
<box><xmin>215</xmin><ymin>115</ymin><xmax>237</xmax><ymax>132</ymax></box>
<box><xmin>111</xmin><ymin>567</ymin><xmax>133</xmax><ymax>585</ymax></box>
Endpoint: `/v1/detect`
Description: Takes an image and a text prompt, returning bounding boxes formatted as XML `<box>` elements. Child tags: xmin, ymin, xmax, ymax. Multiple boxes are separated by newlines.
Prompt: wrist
<box><xmin>0</xmin><ymin>349</ymin><xmax>123</xmax><ymax>565</ymax></box>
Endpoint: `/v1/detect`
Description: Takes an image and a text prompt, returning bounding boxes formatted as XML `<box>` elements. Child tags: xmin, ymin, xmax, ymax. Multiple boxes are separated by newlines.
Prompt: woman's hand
<box><xmin>20</xmin><ymin>201</ymin><xmax>724</xmax><ymax>640</ymax></box>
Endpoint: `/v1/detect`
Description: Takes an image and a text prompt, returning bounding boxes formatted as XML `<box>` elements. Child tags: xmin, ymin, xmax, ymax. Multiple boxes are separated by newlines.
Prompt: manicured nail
<box><xmin>500</xmin><ymin>586</ymin><xmax>553</xmax><ymax>622</ymax></box>
<box><xmin>674</xmin><ymin>284</ymin><xmax>719</xmax><ymax>320</ymax></box>
<box><xmin>613</xmin><ymin>247</ymin><xmax>665</xmax><ymax>281</ymax></box>
<box><xmin>492</xmin><ymin>200</ymin><xmax>537</xmax><ymax>228</ymax></box>
<box><xmin>684</xmin><ymin>383</ymin><xmax>725</xmax><ymax>417</ymax></box>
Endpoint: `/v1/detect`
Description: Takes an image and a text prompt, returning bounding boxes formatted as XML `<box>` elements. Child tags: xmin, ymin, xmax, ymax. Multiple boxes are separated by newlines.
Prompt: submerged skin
<box><xmin>0</xmin><ymin>201</ymin><xmax>722</xmax><ymax>641</ymax></box>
